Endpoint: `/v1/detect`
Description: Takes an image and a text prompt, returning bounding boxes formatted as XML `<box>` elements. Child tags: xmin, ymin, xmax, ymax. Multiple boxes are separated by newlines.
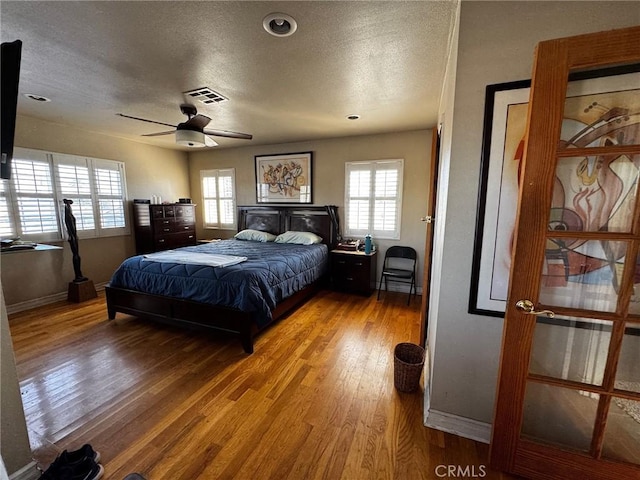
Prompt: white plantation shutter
<box><xmin>11</xmin><ymin>152</ymin><xmax>60</xmax><ymax>241</ymax></box>
<box><xmin>52</xmin><ymin>155</ymin><xmax>128</xmax><ymax>238</ymax></box>
<box><xmin>0</xmin><ymin>180</ymin><xmax>15</xmax><ymax>238</ymax></box>
<box><xmin>345</xmin><ymin>159</ymin><xmax>403</xmax><ymax>240</ymax></box>
<box><xmin>202</xmin><ymin>174</ymin><xmax>218</xmax><ymax>225</ymax></box>
<box><xmin>54</xmin><ymin>155</ymin><xmax>95</xmax><ymax>234</ymax></box>
<box><xmin>4</xmin><ymin>148</ymin><xmax>129</xmax><ymax>242</ymax></box>
<box><xmin>218</xmin><ymin>174</ymin><xmax>235</xmax><ymax>225</ymax></box>
<box><xmin>201</xmin><ymin>168</ymin><xmax>236</xmax><ymax>229</ymax></box>
<box><xmin>93</xmin><ymin>159</ymin><xmax>127</xmax><ymax>233</ymax></box>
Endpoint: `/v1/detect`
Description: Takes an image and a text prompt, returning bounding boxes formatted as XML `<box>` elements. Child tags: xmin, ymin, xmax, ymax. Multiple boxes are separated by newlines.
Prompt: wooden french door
<box><xmin>490</xmin><ymin>26</ymin><xmax>640</xmax><ymax>479</ymax></box>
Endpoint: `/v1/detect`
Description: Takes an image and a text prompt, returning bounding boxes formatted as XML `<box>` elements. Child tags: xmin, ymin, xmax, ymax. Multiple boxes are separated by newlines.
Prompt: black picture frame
<box><xmin>469</xmin><ymin>64</ymin><xmax>640</xmax><ymax>317</ymax></box>
<box><xmin>255</xmin><ymin>151</ymin><xmax>313</xmax><ymax>204</ymax></box>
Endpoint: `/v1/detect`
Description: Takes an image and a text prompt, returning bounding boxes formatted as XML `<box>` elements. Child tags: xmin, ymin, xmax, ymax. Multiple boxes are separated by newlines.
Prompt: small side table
<box><xmin>330</xmin><ymin>250</ymin><xmax>378</xmax><ymax>295</ymax></box>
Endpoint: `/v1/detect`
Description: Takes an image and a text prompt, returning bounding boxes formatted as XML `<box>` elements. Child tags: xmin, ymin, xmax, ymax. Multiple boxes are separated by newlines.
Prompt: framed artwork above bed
<box><xmin>255</xmin><ymin>151</ymin><xmax>313</xmax><ymax>203</ymax></box>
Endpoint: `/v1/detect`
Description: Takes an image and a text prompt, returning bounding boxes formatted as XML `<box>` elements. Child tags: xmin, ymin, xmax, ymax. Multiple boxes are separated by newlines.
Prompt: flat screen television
<box><xmin>1</xmin><ymin>39</ymin><xmax>22</xmax><ymax>180</ymax></box>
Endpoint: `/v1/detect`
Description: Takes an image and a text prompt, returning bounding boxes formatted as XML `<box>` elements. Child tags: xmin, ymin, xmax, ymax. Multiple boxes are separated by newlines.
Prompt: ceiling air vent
<box><xmin>182</xmin><ymin>87</ymin><xmax>228</xmax><ymax>105</ymax></box>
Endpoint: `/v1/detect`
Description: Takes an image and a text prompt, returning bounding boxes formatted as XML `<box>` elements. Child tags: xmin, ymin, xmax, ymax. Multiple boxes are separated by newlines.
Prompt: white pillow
<box><xmin>274</xmin><ymin>231</ymin><xmax>323</xmax><ymax>245</ymax></box>
<box><xmin>234</xmin><ymin>229</ymin><xmax>276</xmax><ymax>242</ymax></box>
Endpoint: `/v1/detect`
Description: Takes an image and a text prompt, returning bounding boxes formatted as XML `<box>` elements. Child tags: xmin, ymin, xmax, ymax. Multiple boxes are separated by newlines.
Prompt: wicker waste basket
<box><xmin>394</xmin><ymin>342</ymin><xmax>425</xmax><ymax>393</ymax></box>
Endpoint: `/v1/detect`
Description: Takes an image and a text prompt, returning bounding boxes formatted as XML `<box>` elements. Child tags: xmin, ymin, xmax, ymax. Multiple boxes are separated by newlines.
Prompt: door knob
<box><xmin>515</xmin><ymin>299</ymin><xmax>555</xmax><ymax>318</ymax></box>
<box><xmin>421</xmin><ymin>216</ymin><xmax>434</xmax><ymax>223</ymax></box>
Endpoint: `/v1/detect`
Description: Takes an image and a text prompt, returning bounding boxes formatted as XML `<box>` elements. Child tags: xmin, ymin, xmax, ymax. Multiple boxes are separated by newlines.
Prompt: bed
<box><xmin>105</xmin><ymin>205</ymin><xmax>339</xmax><ymax>353</ymax></box>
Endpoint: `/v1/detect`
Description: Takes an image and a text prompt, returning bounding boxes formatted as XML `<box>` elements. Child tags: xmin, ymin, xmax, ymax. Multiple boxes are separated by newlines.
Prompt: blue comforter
<box><xmin>109</xmin><ymin>240</ymin><xmax>329</xmax><ymax>327</ymax></box>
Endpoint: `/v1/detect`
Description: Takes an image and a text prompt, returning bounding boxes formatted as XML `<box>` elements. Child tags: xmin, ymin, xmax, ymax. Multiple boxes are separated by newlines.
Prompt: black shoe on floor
<box><xmin>57</xmin><ymin>457</ymin><xmax>104</xmax><ymax>480</ymax></box>
<box><xmin>59</xmin><ymin>444</ymin><xmax>101</xmax><ymax>465</ymax></box>
<box><xmin>40</xmin><ymin>445</ymin><xmax>102</xmax><ymax>480</ymax></box>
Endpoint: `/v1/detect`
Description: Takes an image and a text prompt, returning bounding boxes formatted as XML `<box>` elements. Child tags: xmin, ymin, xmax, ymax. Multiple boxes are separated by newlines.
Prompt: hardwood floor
<box><xmin>9</xmin><ymin>290</ymin><xmax>516</xmax><ymax>479</ymax></box>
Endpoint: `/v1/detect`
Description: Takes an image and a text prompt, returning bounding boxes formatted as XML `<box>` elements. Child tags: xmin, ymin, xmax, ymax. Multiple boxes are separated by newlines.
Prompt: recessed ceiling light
<box><xmin>24</xmin><ymin>93</ymin><xmax>51</xmax><ymax>102</ymax></box>
<box><xmin>263</xmin><ymin>13</ymin><xmax>297</xmax><ymax>37</ymax></box>
<box><xmin>346</xmin><ymin>114</ymin><xmax>361</xmax><ymax>120</ymax></box>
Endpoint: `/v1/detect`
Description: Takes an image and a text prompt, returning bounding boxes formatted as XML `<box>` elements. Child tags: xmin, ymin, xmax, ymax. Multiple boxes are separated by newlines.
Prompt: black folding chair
<box><xmin>377</xmin><ymin>246</ymin><xmax>417</xmax><ymax>305</ymax></box>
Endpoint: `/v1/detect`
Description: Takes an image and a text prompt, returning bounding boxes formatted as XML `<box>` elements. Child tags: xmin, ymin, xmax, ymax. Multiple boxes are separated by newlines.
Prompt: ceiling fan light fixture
<box><xmin>175</xmin><ymin>129</ymin><xmax>217</xmax><ymax>148</ymax></box>
<box><xmin>263</xmin><ymin>13</ymin><xmax>297</xmax><ymax>37</ymax></box>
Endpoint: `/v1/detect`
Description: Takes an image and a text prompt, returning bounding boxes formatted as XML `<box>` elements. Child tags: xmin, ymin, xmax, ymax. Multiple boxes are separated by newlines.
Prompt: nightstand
<box><xmin>330</xmin><ymin>250</ymin><xmax>378</xmax><ymax>295</ymax></box>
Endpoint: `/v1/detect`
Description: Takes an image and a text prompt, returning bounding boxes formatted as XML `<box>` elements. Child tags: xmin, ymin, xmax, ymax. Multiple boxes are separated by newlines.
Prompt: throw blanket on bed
<box><xmin>143</xmin><ymin>251</ymin><xmax>247</xmax><ymax>267</ymax></box>
<box><xmin>109</xmin><ymin>239</ymin><xmax>328</xmax><ymax>327</ymax></box>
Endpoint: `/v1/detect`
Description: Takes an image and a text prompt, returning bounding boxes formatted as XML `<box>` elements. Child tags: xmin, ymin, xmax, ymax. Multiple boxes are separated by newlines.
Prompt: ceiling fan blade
<box><xmin>185</xmin><ymin>114</ymin><xmax>211</xmax><ymax>130</ymax></box>
<box><xmin>142</xmin><ymin>130</ymin><xmax>175</xmax><ymax>137</ymax></box>
<box><xmin>116</xmin><ymin>113</ymin><xmax>176</xmax><ymax>129</ymax></box>
<box><xmin>202</xmin><ymin>128</ymin><xmax>253</xmax><ymax>140</ymax></box>
<box><xmin>204</xmin><ymin>135</ymin><xmax>218</xmax><ymax>147</ymax></box>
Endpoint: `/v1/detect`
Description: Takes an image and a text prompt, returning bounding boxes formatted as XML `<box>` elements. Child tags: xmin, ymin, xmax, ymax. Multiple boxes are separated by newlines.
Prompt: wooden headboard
<box><xmin>237</xmin><ymin>205</ymin><xmax>339</xmax><ymax>248</ymax></box>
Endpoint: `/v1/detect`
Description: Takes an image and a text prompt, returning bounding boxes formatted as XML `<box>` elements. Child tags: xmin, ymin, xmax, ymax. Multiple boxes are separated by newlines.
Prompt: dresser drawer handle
<box><xmin>158</xmin><ymin>239</ymin><xmax>165</xmax><ymax>243</ymax></box>
<box><xmin>163</xmin><ymin>220</ymin><xmax>170</xmax><ymax>224</ymax></box>
<box><xmin>346</xmin><ymin>277</ymin><xmax>354</xmax><ymax>281</ymax></box>
<box><xmin>354</xmin><ymin>262</ymin><xmax>363</xmax><ymax>266</ymax></box>
<box><xmin>337</xmin><ymin>260</ymin><xmax>346</xmax><ymax>264</ymax></box>
<box><xmin>184</xmin><ymin>226</ymin><xmax>190</xmax><ymax>230</ymax></box>
<box><xmin>188</xmin><ymin>235</ymin><xmax>194</xmax><ymax>239</ymax></box>
<box><xmin>163</xmin><ymin>228</ymin><xmax>171</xmax><ymax>232</ymax></box>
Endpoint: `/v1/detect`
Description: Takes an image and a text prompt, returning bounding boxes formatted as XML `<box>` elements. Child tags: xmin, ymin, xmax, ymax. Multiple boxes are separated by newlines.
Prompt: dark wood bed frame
<box><xmin>105</xmin><ymin>205</ymin><xmax>339</xmax><ymax>354</ymax></box>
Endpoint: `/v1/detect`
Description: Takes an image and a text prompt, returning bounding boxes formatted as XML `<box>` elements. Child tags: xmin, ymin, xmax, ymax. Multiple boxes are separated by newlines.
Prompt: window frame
<box><xmin>0</xmin><ymin>180</ymin><xmax>15</xmax><ymax>238</ymax></box>
<box><xmin>200</xmin><ymin>168</ymin><xmax>237</xmax><ymax>230</ymax></box>
<box><xmin>344</xmin><ymin>159</ymin><xmax>404</xmax><ymax>240</ymax></box>
<box><xmin>3</xmin><ymin>147</ymin><xmax>129</xmax><ymax>242</ymax></box>
<box><xmin>89</xmin><ymin>158</ymin><xmax>129</xmax><ymax>237</ymax></box>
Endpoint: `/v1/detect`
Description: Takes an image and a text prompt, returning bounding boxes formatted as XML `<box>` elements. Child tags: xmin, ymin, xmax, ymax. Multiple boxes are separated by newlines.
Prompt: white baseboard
<box><xmin>9</xmin><ymin>462</ymin><xmax>39</xmax><ymax>480</ymax></box>
<box><xmin>424</xmin><ymin>409</ymin><xmax>492</xmax><ymax>444</ymax></box>
<box><xmin>6</xmin><ymin>282</ymin><xmax>107</xmax><ymax>315</ymax></box>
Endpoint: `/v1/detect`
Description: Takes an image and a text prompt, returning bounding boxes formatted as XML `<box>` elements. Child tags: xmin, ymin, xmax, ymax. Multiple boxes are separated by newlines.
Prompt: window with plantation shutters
<box><xmin>93</xmin><ymin>159</ymin><xmax>126</xmax><ymax>232</ymax></box>
<box><xmin>54</xmin><ymin>154</ymin><xmax>95</xmax><ymax>233</ymax></box>
<box><xmin>51</xmin><ymin>154</ymin><xmax>128</xmax><ymax>237</ymax></box>
<box><xmin>3</xmin><ymin>147</ymin><xmax>129</xmax><ymax>242</ymax></box>
<box><xmin>11</xmin><ymin>152</ymin><xmax>59</xmax><ymax>241</ymax></box>
<box><xmin>0</xmin><ymin>180</ymin><xmax>15</xmax><ymax>238</ymax></box>
<box><xmin>344</xmin><ymin>159</ymin><xmax>403</xmax><ymax>240</ymax></box>
<box><xmin>201</xmin><ymin>168</ymin><xmax>236</xmax><ymax>229</ymax></box>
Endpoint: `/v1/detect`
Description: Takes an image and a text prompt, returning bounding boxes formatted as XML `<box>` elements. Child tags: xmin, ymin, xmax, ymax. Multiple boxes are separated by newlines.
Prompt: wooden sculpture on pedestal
<box><xmin>64</xmin><ymin>199</ymin><xmax>97</xmax><ymax>302</ymax></box>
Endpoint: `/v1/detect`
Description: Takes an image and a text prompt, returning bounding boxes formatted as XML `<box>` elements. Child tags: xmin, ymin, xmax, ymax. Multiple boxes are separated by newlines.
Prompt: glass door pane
<box><xmin>530</xmin><ymin>316</ymin><xmax>612</xmax><ymax>386</ymax></box>
<box><xmin>631</xmin><ymin>253</ymin><xmax>640</xmax><ymax>316</ymax></box>
<box><xmin>558</xmin><ymin>70</ymin><xmax>640</xmax><ymax>151</ymax></box>
<box><xmin>602</xmin><ymin>396</ymin><xmax>640</xmax><ymax>465</ymax></box>
<box><xmin>551</xmin><ymin>156</ymin><xmax>639</xmax><ymax>233</ymax></box>
<box><xmin>614</xmin><ymin>325</ymin><xmax>640</xmax><ymax>393</ymax></box>
<box><xmin>522</xmin><ymin>382</ymin><xmax>598</xmax><ymax>452</ymax></box>
<box><xmin>540</xmin><ymin>238</ymin><xmax>626</xmax><ymax>311</ymax></box>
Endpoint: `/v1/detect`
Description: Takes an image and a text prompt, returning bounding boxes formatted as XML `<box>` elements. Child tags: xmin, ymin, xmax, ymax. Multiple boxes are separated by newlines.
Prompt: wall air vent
<box><xmin>182</xmin><ymin>87</ymin><xmax>228</xmax><ymax>105</ymax></box>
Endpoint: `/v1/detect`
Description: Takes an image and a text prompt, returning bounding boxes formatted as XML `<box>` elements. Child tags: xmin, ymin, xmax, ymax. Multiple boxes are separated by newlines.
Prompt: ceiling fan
<box><xmin>116</xmin><ymin>104</ymin><xmax>252</xmax><ymax>148</ymax></box>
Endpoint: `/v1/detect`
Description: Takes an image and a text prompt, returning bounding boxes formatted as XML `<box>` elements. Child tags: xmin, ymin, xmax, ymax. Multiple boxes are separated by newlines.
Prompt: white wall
<box><xmin>188</xmin><ymin>130</ymin><xmax>432</xmax><ymax>289</ymax></box>
<box><xmin>427</xmin><ymin>0</ymin><xmax>640</xmax><ymax>433</ymax></box>
<box><xmin>0</xmin><ymin>282</ymin><xmax>33</xmax><ymax>477</ymax></box>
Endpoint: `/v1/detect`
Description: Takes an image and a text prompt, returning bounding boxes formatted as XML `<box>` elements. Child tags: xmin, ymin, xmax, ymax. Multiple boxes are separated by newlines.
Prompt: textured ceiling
<box><xmin>1</xmin><ymin>1</ymin><xmax>456</xmax><ymax>150</ymax></box>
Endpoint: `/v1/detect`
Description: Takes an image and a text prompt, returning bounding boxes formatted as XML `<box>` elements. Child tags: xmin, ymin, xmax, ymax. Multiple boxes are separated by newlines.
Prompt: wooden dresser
<box><xmin>132</xmin><ymin>202</ymin><xmax>197</xmax><ymax>254</ymax></box>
